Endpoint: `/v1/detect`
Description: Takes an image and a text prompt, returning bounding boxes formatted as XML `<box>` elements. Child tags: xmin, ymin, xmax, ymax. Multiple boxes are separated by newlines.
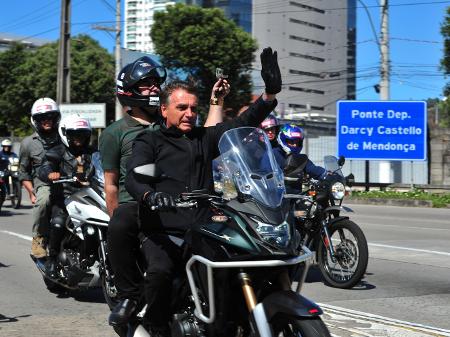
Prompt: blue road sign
<box><xmin>337</xmin><ymin>101</ymin><xmax>427</xmax><ymax>161</ymax></box>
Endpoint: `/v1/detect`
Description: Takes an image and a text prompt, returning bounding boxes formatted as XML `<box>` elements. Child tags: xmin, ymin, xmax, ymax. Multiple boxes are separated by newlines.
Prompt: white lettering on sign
<box><xmin>351</xmin><ymin>110</ymin><xmax>384</xmax><ymax>119</ymax></box>
<box><xmin>341</xmin><ymin>126</ymin><xmax>374</xmax><ymax>137</ymax></box>
<box><xmin>377</xmin><ymin>126</ymin><xmax>422</xmax><ymax>135</ymax></box>
<box><xmin>363</xmin><ymin>142</ymin><xmax>416</xmax><ymax>153</ymax></box>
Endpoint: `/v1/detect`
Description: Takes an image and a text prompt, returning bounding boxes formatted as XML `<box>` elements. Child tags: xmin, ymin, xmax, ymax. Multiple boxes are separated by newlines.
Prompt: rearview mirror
<box><xmin>284</xmin><ymin>153</ymin><xmax>308</xmax><ymax>177</ymax></box>
<box><xmin>338</xmin><ymin>155</ymin><xmax>345</xmax><ymax>167</ymax></box>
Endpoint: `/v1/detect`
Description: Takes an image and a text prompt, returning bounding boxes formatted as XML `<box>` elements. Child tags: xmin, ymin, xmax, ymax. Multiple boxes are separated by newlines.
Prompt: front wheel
<box><xmin>271</xmin><ymin>316</ymin><xmax>331</xmax><ymax>337</ymax></box>
<box><xmin>101</xmin><ymin>272</ymin><xmax>120</xmax><ymax>309</ymax></box>
<box><xmin>317</xmin><ymin>219</ymin><xmax>368</xmax><ymax>289</ymax></box>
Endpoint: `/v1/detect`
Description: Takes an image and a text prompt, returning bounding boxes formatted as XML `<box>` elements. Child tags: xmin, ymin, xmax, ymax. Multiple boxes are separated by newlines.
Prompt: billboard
<box><xmin>337</xmin><ymin>101</ymin><xmax>427</xmax><ymax>161</ymax></box>
<box><xmin>60</xmin><ymin>103</ymin><xmax>106</xmax><ymax>128</ymax></box>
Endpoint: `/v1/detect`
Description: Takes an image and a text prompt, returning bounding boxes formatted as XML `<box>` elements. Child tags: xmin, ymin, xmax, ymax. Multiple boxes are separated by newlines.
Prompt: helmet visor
<box><xmin>66</xmin><ymin>129</ymin><xmax>91</xmax><ymax>142</ymax></box>
<box><xmin>33</xmin><ymin>111</ymin><xmax>59</xmax><ymax>123</ymax></box>
<box><xmin>131</xmin><ymin>65</ymin><xmax>167</xmax><ymax>86</ymax></box>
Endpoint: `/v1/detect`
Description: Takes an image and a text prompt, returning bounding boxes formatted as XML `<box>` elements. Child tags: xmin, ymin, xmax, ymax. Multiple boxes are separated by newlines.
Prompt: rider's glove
<box><xmin>260</xmin><ymin>47</ymin><xmax>282</xmax><ymax>95</ymax></box>
<box><xmin>143</xmin><ymin>191</ymin><xmax>176</xmax><ymax>211</ymax></box>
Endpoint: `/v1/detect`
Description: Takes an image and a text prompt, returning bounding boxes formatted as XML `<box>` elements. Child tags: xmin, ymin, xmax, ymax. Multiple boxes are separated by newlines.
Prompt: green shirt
<box><xmin>99</xmin><ymin>113</ymin><xmax>159</xmax><ymax>203</ymax></box>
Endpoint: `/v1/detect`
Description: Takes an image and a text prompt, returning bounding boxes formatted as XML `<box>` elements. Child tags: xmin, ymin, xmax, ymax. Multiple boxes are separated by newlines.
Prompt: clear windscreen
<box><xmin>91</xmin><ymin>152</ymin><xmax>105</xmax><ymax>186</ymax></box>
<box><xmin>217</xmin><ymin>127</ymin><xmax>285</xmax><ymax>207</ymax></box>
<box><xmin>323</xmin><ymin>155</ymin><xmax>343</xmax><ymax>177</ymax></box>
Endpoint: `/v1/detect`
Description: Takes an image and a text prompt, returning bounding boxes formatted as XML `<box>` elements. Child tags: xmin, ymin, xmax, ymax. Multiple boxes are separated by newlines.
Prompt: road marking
<box><xmin>320</xmin><ymin>303</ymin><xmax>450</xmax><ymax>336</ymax></box>
<box><xmin>360</xmin><ymin>222</ymin><xmax>449</xmax><ymax>231</ymax></box>
<box><xmin>369</xmin><ymin>243</ymin><xmax>450</xmax><ymax>256</ymax></box>
<box><xmin>0</xmin><ymin>230</ymin><xmax>32</xmax><ymax>241</ymax></box>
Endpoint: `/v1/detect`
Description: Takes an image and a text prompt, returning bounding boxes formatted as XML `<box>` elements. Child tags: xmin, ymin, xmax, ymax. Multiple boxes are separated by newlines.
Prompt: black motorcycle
<box><xmin>284</xmin><ymin>154</ymin><xmax>368</xmax><ymax>289</ymax></box>
<box><xmin>7</xmin><ymin>156</ymin><xmax>22</xmax><ymax>209</ymax></box>
<box><xmin>122</xmin><ymin>127</ymin><xmax>331</xmax><ymax>337</ymax></box>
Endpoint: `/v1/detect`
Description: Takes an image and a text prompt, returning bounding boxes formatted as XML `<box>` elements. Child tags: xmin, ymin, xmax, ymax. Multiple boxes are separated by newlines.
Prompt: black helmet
<box><xmin>116</xmin><ymin>56</ymin><xmax>167</xmax><ymax>108</ymax></box>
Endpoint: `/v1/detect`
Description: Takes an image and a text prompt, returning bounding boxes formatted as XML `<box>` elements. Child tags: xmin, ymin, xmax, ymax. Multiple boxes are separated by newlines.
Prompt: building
<box><xmin>0</xmin><ymin>32</ymin><xmax>49</xmax><ymax>53</ymax></box>
<box><xmin>124</xmin><ymin>0</ymin><xmax>252</xmax><ymax>52</ymax></box>
<box><xmin>252</xmin><ymin>0</ymin><xmax>356</xmax><ymax>120</ymax></box>
<box><xmin>124</xmin><ymin>0</ymin><xmax>177</xmax><ymax>53</ymax></box>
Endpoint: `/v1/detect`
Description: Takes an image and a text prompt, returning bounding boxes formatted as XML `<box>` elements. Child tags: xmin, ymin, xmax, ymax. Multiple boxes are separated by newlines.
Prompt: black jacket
<box><xmin>125</xmin><ymin>96</ymin><xmax>277</xmax><ymax>235</ymax></box>
<box><xmin>38</xmin><ymin>144</ymin><xmax>96</xmax><ymax>197</ymax></box>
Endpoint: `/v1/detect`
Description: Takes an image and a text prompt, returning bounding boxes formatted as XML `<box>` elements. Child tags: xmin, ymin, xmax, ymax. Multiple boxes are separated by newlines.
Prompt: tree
<box><xmin>439</xmin><ymin>7</ymin><xmax>450</xmax><ymax>127</ymax></box>
<box><xmin>150</xmin><ymin>3</ymin><xmax>257</xmax><ymax>115</ymax></box>
<box><xmin>0</xmin><ymin>35</ymin><xmax>115</xmax><ymax>136</ymax></box>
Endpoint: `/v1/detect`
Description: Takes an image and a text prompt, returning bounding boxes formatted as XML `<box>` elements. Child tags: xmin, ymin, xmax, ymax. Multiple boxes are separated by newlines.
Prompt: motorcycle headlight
<box><xmin>255</xmin><ymin>220</ymin><xmax>291</xmax><ymax>248</ymax></box>
<box><xmin>331</xmin><ymin>182</ymin><xmax>345</xmax><ymax>200</ymax></box>
<box><xmin>0</xmin><ymin>171</ymin><xmax>4</xmax><ymax>177</ymax></box>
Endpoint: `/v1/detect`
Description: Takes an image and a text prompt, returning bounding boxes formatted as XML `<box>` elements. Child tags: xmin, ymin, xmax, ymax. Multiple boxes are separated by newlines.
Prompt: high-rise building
<box><xmin>124</xmin><ymin>0</ymin><xmax>252</xmax><ymax>52</ymax></box>
<box><xmin>124</xmin><ymin>0</ymin><xmax>177</xmax><ymax>53</ymax></box>
<box><xmin>252</xmin><ymin>0</ymin><xmax>356</xmax><ymax>119</ymax></box>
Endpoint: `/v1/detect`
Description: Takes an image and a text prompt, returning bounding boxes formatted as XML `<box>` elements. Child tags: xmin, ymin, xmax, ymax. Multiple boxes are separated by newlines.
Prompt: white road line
<box><xmin>360</xmin><ymin>222</ymin><xmax>450</xmax><ymax>231</ymax></box>
<box><xmin>369</xmin><ymin>242</ymin><xmax>450</xmax><ymax>256</ymax></box>
<box><xmin>320</xmin><ymin>303</ymin><xmax>450</xmax><ymax>336</ymax></box>
<box><xmin>0</xmin><ymin>230</ymin><xmax>32</xmax><ymax>241</ymax></box>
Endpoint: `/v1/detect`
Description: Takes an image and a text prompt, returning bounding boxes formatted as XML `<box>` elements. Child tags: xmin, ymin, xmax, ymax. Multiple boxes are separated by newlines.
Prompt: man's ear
<box><xmin>161</xmin><ymin>104</ymin><xmax>168</xmax><ymax>118</ymax></box>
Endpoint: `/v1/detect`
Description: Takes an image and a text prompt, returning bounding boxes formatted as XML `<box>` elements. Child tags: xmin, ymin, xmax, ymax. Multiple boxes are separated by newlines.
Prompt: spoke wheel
<box><xmin>317</xmin><ymin>219</ymin><xmax>368</xmax><ymax>289</ymax></box>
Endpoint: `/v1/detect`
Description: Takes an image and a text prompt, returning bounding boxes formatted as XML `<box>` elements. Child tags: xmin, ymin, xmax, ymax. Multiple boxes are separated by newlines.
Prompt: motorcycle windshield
<box><xmin>218</xmin><ymin>127</ymin><xmax>285</xmax><ymax>207</ymax></box>
<box><xmin>324</xmin><ymin>155</ymin><xmax>344</xmax><ymax>177</ymax></box>
<box><xmin>92</xmin><ymin>152</ymin><xmax>105</xmax><ymax>185</ymax></box>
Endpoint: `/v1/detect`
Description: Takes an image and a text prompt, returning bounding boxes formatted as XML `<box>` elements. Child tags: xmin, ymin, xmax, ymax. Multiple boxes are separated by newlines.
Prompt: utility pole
<box><xmin>378</xmin><ymin>0</ymin><xmax>393</xmax><ymax>183</ymax></box>
<box><xmin>115</xmin><ymin>0</ymin><xmax>122</xmax><ymax>121</ymax></box>
<box><xmin>92</xmin><ymin>0</ymin><xmax>122</xmax><ymax>121</ymax></box>
<box><xmin>56</xmin><ymin>0</ymin><xmax>71</xmax><ymax>104</ymax></box>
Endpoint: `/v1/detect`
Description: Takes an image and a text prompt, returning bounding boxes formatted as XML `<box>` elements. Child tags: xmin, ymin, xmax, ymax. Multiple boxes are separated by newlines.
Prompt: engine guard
<box><xmin>262</xmin><ymin>290</ymin><xmax>323</xmax><ymax>321</ymax></box>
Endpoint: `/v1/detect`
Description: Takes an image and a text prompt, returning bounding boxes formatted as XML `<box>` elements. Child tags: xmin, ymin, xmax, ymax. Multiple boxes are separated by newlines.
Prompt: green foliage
<box><xmin>439</xmin><ymin>7</ymin><xmax>450</xmax><ymax>127</ymax></box>
<box><xmin>352</xmin><ymin>189</ymin><xmax>450</xmax><ymax>208</ymax></box>
<box><xmin>151</xmin><ymin>3</ymin><xmax>257</xmax><ymax>115</ymax></box>
<box><xmin>0</xmin><ymin>35</ymin><xmax>115</xmax><ymax>137</ymax></box>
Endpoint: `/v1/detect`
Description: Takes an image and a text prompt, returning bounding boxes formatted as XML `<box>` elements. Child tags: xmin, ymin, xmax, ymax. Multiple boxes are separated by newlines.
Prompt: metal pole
<box><xmin>57</xmin><ymin>0</ymin><xmax>71</xmax><ymax>104</ymax></box>
<box><xmin>115</xmin><ymin>0</ymin><xmax>122</xmax><ymax>121</ymax></box>
<box><xmin>379</xmin><ymin>0</ymin><xmax>392</xmax><ymax>183</ymax></box>
<box><xmin>410</xmin><ymin>161</ymin><xmax>414</xmax><ymax>189</ymax></box>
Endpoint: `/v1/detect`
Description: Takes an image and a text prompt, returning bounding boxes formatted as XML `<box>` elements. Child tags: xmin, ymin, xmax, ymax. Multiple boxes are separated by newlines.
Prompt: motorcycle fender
<box><xmin>262</xmin><ymin>290</ymin><xmax>323</xmax><ymax>321</ymax></box>
<box><xmin>328</xmin><ymin>216</ymin><xmax>350</xmax><ymax>226</ymax></box>
<box><xmin>323</xmin><ymin>205</ymin><xmax>354</xmax><ymax>214</ymax></box>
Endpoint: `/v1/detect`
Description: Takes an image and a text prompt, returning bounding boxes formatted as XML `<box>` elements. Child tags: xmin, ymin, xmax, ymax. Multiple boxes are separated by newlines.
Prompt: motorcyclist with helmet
<box><xmin>19</xmin><ymin>98</ymin><xmax>62</xmax><ymax>258</ymax></box>
<box><xmin>0</xmin><ymin>139</ymin><xmax>19</xmax><ymax>196</ymax></box>
<box><xmin>38</xmin><ymin>115</ymin><xmax>96</xmax><ymax>278</ymax></box>
<box><xmin>124</xmin><ymin>47</ymin><xmax>281</xmax><ymax>336</ymax></box>
<box><xmin>276</xmin><ymin>123</ymin><xmax>327</xmax><ymax>193</ymax></box>
<box><xmin>101</xmin><ymin>56</ymin><xmax>229</xmax><ymax>326</ymax></box>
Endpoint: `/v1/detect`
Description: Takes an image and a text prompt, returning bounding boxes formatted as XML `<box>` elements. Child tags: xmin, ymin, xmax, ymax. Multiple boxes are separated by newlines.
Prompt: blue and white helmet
<box><xmin>277</xmin><ymin>124</ymin><xmax>304</xmax><ymax>155</ymax></box>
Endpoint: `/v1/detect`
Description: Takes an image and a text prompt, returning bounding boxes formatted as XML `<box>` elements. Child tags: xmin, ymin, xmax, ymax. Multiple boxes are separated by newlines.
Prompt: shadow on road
<box><xmin>0</xmin><ymin>313</ymin><xmax>31</xmax><ymax>323</ymax></box>
<box><xmin>67</xmin><ymin>288</ymin><xmax>107</xmax><ymax>305</ymax></box>
<box><xmin>305</xmin><ymin>265</ymin><xmax>376</xmax><ymax>290</ymax></box>
<box><xmin>0</xmin><ymin>262</ymin><xmax>10</xmax><ymax>268</ymax></box>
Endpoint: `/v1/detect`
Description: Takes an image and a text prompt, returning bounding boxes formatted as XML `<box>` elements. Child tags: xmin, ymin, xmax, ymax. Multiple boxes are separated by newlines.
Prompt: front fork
<box><xmin>321</xmin><ymin>219</ymin><xmax>337</xmax><ymax>262</ymax></box>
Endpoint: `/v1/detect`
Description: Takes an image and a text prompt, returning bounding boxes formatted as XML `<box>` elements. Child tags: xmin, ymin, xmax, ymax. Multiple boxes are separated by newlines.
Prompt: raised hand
<box><xmin>260</xmin><ymin>47</ymin><xmax>282</xmax><ymax>95</ymax></box>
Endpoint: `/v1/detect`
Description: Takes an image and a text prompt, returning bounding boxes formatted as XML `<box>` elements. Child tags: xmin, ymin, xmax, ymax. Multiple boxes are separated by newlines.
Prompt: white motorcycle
<box><xmin>30</xmin><ymin>153</ymin><xmax>119</xmax><ymax>307</ymax></box>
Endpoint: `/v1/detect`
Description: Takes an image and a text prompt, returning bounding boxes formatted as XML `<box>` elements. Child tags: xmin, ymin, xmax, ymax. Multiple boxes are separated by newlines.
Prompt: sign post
<box><xmin>337</xmin><ymin>101</ymin><xmax>427</xmax><ymax>161</ymax></box>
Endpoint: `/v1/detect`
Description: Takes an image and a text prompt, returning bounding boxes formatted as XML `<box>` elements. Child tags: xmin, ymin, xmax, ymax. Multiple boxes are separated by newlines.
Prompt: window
<box><xmin>289</xmin><ymin>87</ymin><xmax>324</xmax><ymax>95</ymax></box>
<box><xmin>290</xmin><ymin>35</ymin><xmax>325</xmax><ymax>46</ymax></box>
<box><xmin>289</xmin><ymin>69</ymin><xmax>322</xmax><ymax>78</ymax></box>
<box><xmin>289</xmin><ymin>52</ymin><xmax>325</xmax><ymax>62</ymax></box>
<box><xmin>289</xmin><ymin>18</ymin><xmax>325</xmax><ymax>30</ymax></box>
<box><xmin>289</xmin><ymin>103</ymin><xmax>324</xmax><ymax>111</ymax></box>
<box><xmin>289</xmin><ymin>1</ymin><xmax>325</xmax><ymax>14</ymax></box>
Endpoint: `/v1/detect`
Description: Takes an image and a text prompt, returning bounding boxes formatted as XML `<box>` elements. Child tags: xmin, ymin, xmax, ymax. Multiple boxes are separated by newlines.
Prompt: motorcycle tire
<box><xmin>271</xmin><ymin>315</ymin><xmax>331</xmax><ymax>337</ymax></box>
<box><xmin>13</xmin><ymin>180</ymin><xmax>21</xmax><ymax>209</ymax></box>
<box><xmin>317</xmin><ymin>219</ymin><xmax>368</xmax><ymax>289</ymax></box>
<box><xmin>101</xmin><ymin>272</ymin><xmax>120</xmax><ymax>310</ymax></box>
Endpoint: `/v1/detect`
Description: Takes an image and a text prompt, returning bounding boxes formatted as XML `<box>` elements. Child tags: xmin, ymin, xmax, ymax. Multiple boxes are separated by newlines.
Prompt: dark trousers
<box><xmin>107</xmin><ymin>202</ymin><xmax>142</xmax><ymax>300</ymax></box>
<box><xmin>48</xmin><ymin>196</ymin><xmax>67</xmax><ymax>257</ymax></box>
<box><xmin>140</xmin><ymin>233</ymin><xmax>183</xmax><ymax>326</ymax></box>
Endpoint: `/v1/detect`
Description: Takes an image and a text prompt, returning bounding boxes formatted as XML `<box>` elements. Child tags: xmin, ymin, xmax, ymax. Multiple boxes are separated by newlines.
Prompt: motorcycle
<box><xmin>7</xmin><ymin>156</ymin><xmax>22</xmax><ymax>209</ymax></box>
<box><xmin>284</xmin><ymin>154</ymin><xmax>368</xmax><ymax>289</ymax></box>
<box><xmin>30</xmin><ymin>152</ymin><xmax>119</xmax><ymax>307</ymax></box>
<box><xmin>124</xmin><ymin>127</ymin><xmax>331</xmax><ymax>337</ymax></box>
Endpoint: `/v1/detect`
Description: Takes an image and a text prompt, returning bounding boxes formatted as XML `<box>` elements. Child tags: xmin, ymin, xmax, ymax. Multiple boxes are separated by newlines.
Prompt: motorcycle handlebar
<box><xmin>150</xmin><ymin>200</ymin><xmax>198</xmax><ymax>211</ymax></box>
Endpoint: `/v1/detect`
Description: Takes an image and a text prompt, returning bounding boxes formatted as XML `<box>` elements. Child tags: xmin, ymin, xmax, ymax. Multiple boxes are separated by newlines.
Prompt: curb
<box><xmin>346</xmin><ymin>197</ymin><xmax>434</xmax><ymax>207</ymax></box>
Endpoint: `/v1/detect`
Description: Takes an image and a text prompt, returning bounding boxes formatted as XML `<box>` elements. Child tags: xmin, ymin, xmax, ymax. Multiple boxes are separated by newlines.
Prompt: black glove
<box><xmin>143</xmin><ymin>191</ymin><xmax>176</xmax><ymax>211</ymax></box>
<box><xmin>260</xmin><ymin>47</ymin><xmax>282</xmax><ymax>95</ymax></box>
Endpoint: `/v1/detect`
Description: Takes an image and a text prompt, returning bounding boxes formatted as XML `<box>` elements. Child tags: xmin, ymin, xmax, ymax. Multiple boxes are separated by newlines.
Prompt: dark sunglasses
<box><xmin>137</xmin><ymin>77</ymin><xmax>160</xmax><ymax>88</ymax></box>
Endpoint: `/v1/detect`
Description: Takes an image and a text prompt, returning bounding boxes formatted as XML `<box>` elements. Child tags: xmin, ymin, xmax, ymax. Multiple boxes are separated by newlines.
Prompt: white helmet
<box><xmin>30</xmin><ymin>98</ymin><xmax>61</xmax><ymax>133</ymax></box>
<box><xmin>58</xmin><ymin>114</ymin><xmax>92</xmax><ymax>149</ymax></box>
<box><xmin>1</xmin><ymin>139</ymin><xmax>12</xmax><ymax>147</ymax></box>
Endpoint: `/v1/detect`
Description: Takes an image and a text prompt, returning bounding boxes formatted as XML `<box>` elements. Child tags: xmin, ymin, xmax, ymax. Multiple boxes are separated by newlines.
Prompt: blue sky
<box><xmin>0</xmin><ymin>0</ymin><xmax>448</xmax><ymax>101</ymax></box>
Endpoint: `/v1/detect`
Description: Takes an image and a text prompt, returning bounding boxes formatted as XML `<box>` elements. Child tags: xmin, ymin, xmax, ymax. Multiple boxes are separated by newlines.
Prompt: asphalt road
<box><xmin>1</xmin><ymin>197</ymin><xmax>450</xmax><ymax>337</ymax></box>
